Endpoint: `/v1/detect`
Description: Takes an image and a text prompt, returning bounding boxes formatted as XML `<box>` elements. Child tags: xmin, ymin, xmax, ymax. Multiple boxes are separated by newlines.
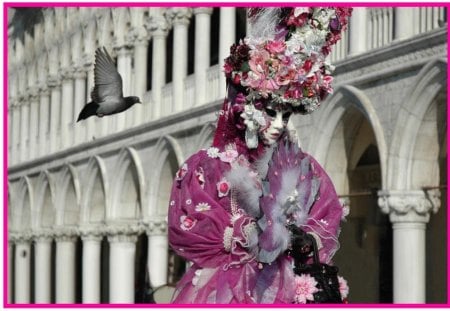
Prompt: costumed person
<box><xmin>168</xmin><ymin>7</ymin><xmax>352</xmax><ymax>304</ymax></box>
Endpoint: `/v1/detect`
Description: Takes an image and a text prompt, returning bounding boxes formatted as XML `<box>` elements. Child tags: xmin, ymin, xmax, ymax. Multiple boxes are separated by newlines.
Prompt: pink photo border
<box><xmin>3</xmin><ymin>1</ymin><xmax>450</xmax><ymax>309</ymax></box>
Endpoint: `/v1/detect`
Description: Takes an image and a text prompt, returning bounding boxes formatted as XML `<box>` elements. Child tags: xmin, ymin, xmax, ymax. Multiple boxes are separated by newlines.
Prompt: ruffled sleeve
<box><xmin>301</xmin><ymin>156</ymin><xmax>343</xmax><ymax>264</ymax></box>
<box><xmin>168</xmin><ymin>150</ymin><xmax>258</xmax><ymax>269</ymax></box>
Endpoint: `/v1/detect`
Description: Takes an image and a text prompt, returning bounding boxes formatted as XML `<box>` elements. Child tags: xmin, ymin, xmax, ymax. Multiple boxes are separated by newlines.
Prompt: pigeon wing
<box><xmin>91</xmin><ymin>47</ymin><xmax>123</xmax><ymax>103</ymax></box>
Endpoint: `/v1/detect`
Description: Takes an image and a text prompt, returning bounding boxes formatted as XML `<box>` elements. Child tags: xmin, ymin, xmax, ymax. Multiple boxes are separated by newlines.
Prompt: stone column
<box><xmin>38</xmin><ymin>87</ymin><xmax>50</xmax><ymax>157</ymax></box>
<box><xmin>81</xmin><ymin>233</ymin><xmax>103</xmax><ymax>303</ymax></box>
<box><xmin>10</xmin><ymin>101</ymin><xmax>20</xmax><ymax>165</ymax></box>
<box><xmin>108</xmin><ymin>232</ymin><xmax>138</xmax><ymax>303</ymax></box>
<box><xmin>83</xmin><ymin>56</ymin><xmax>96</xmax><ymax>141</ymax></box>
<box><xmin>394</xmin><ymin>8</ymin><xmax>415</xmax><ymax>41</ymax></box>
<box><xmin>55</xmin><ymin>234</ymin><xmax>78</xmax><ymax>303</ymax></box>
<box><xmin>73</xmin><ymin>67</ymin><xmax>87</xmax><ymax>145</ymax></box>
<box><xmin>218</xmin><ymin>8</ymin><xmax>236</xmax><ymax>98</ymax></box>
<box><xmin>378</xmin><ymin>189</ymin><xmax>440</xmax><ymax>303</ymax></box>
<box><xmin>167</xmin><ymin>8</ymin><xmax>192</xmax><ymax>114</ymax></box>
<box><xmin>146</xmin><ymin>221</ymin><xmax>169</xmax><ymax>288</ymax></box>
<box><xmin>19</xmin><ymin>99</ymin><xmax>30</xmax><ymax>162</ymax></box>
<box><xmin>348</xmin><ymin>7</ymin><xmax>368</xmax><ymax>56</ymax></box>
<box><xmin>149</xmin><ymin>13</ymin><xmax>170</xmax><ymax>120</ymax></box>
<box><xmin>128</xmin><ymin>28</ymin><xmax>149</xmax><ymax>125</ymax></box>
<box><xmin>60</xmin><ymin>68</ymin><xmax>75</xmax><ymax>149</ymax></box>
<box><xmin>34</xmin><ymin>235</ymin><xmax>53</xmax><ymax>303</ymax></box>
<box><xmin>193</xmin><ymin>8</ymin><xmax>213</xmax><ymax>106</ymax></box>
<box><xmin>28</xmin><ymin>88</ymin><xmax>39</xmax><ymax>160</ymax></box>
<box><xmin>8</xmin><ymin>239</ymin><xmax>14</xmax><ymax>303</ymax></box>
<box><xmin>14</xmin><ymin>238</ymin><xmax>31</xmax><ymax>303</ymax></box>
<box><xmin>114</xmin><ymin>46</ymin><xmax>133</xmax><ymax>132</ymax></box>
<box><xmin>47</xmin><ymin>76</ymin><xmax>62</xmax><ymax>153</ymax></box>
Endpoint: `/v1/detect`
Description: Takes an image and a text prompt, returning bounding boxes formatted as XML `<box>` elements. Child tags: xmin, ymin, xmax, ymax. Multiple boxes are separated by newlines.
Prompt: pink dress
<box><xmin>168</xmin><ymin>101</ymin><xmax>343</xmax><ymax>304</ymax></box>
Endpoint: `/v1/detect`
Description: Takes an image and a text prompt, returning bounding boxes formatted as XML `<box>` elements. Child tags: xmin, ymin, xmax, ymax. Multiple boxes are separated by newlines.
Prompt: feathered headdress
<box><xmin>224</xmin><ymin>7</ymin><xmax>353</xmax><ymax>114</ymax></box>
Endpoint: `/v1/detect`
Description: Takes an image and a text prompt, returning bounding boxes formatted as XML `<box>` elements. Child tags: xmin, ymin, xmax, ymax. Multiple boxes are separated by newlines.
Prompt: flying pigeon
<box><xmin>76</xmin><ymin>47</ymin><xmax>141</xmax><ymax>122</ymax></box>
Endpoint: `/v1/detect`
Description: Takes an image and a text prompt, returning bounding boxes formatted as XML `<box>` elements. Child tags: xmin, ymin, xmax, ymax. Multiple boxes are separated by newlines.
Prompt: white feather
<box><xmin>225</xmin><ymin>164</ymin><xmax>262</xmax><ymax>218</ymax></box>
<box><xmin>248</xmin><ymin>8</ymin><xmax>283</xmax><ymax>42</ymax></box>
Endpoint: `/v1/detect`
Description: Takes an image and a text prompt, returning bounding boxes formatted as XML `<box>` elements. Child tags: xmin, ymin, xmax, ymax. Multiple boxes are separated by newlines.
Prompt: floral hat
<box><xmin>224</xmin><ymin>7</ymin><xmax>353</xmax><ymax>114</ymax></box>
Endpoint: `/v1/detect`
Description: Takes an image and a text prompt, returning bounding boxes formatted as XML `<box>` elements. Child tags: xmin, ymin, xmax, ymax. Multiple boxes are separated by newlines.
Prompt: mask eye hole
<box><xmin>264</xmin><ymin>107</ymin><xmax>277</xmax><ymax>118</ymax></box>
<box><xmin>282</xmin><ymin>112</ymin><xmax>292</xmax><ymax>121</ymax></box>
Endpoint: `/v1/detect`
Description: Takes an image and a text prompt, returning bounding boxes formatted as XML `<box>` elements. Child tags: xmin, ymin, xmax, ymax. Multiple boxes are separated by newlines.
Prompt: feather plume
<box><xmin>247</xmin><ymin>8</ymin><xmax>283</xmax><ymax>42</ymax></box>
<box><xmin>225</xmin><ymin>164</ymin><xmax>262</xmax><ymax>218</ymax></box>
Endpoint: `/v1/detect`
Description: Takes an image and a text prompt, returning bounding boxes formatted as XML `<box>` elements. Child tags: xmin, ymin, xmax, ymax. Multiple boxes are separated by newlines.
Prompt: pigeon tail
<box><xmin>77</xmin><ymin>102</ymin><xmax>99</xmax><ymax>122</ymax></box>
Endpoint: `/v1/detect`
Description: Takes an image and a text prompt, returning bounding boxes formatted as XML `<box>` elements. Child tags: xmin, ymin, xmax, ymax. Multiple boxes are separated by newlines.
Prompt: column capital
<box><xmin>32</xmin><ymin>229</ymin><xmax>54</xmax><ymax>242</ymax></box>
<box><xmin>193</xmin><ymin>7</ymin><xmax>214</xmax><ymax>15</ymax></box>
<box><xmin>126</xmin><ymin>26</ymin><xmax>150</xmax><ymax>47</ymax></box>
<box><xmin>106</xmin><ymin>222</ymin><xmax>141</xmax><ymax>243</ymax></box>
<box><xmin>53</xmin><ymin>227</ymin><xmax>79</xmax><ymax>242</ymax></box>
<box><xmin>147</xmin><ymin>14</ymin><xmax>171</xmax><ymax>38</ymax></box>
<box><xmin>38</xmin><ymin>83</ymin><xmax>51</xmax><ymax>96</ymax></box>
<box><xmin>113</xmin><ymin>45</ymin><xmax>133</xmax><ymax>57</ymax></box>
<box><xmin>73</xmin><ymin>66</ymin><xmax>87</xmax><ymax>79</ymax></box>
<box><xmin>79</xmin><ymin>226</ymin><xmax>105</xmax><ymax>241</ymax></box>
<box><xmin>11</xmin><ymin>231</ymin><xmax>33</xmax><ymax>243</ymax></box>
<box><xmin>166</xmin><ymin>8</ymin><xmax>193</xmax><ymax>26</ymax></box>
<box><xmin>26</xmin><ymin>86</ymin><xmax>40</xmax><ymax>102</ymax></box>
<box><xmin>59</xmin><ymin>67</ymin><xmax>74</xmax><ymax>81</ymax></box>
<box><xmin>47</xmin><ymin>75</ymin><xmax>62</xmax><ymax>88</ymax></box>
<box><xmin>378</xmin><ymin>189</ymin><xmax>441</xmax><ymax>223</ymax></box>
<box><xmin>144</xmin><ymin>219</ymin><xmax>168</xmax><ymax>235</ymax></box>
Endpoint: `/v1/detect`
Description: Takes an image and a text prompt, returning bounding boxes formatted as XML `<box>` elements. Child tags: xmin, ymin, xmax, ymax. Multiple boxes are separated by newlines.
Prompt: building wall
<box><xmin>7</xmin><ymin>6</ymin><xmax>447</xmax><ymax>304</ymax></box>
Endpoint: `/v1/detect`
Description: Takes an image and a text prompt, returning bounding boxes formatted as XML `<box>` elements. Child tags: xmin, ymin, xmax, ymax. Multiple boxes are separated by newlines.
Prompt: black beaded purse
<box><xmin>288</xmin><ymin>226</ymin><xmax>343</xmax><ymax>304</ymax></box>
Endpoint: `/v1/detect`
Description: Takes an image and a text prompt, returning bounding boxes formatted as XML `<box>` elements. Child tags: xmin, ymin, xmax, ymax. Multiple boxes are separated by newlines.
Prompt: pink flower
<box><xmin>338</xmin><ymin>276</ymin><xmax>349</xmax><ymax>299</ymax></box>
<box><xmin>294</xmin><ymin>274</ymin><xmax>319</xmax><ymax>303</ymax></box>
<box><xmin>180</xmin><ymin>215</ymin><xmax>197</xmax><ymax>231</ymax></box>
<box><xmin>248</xmin><ymin>48</ymin><xmax>270</xmax><ymax>75</ymax></box>
<box><xmin>219</xmin><ymin>149</ymin><xmax>238</xmax><ymax>163</ymax></box>
<box><xmin>176</xmin><ymin>163</ymin><xmax>188</xmax><ymax>181</ymax></box>
<box><xmin>223</xmin><ymin>62</ymin><xmax>233</xmax><ymax>75</ymax></box>
<box><xmin>217</xmin><ymin>179</ymin><xmax>230</xmax><ymax>198</ymax></box>
<box><xmin>265</xmin><ymin>40</ymin><xmax>286</xmax><ymax>54</ymax></box>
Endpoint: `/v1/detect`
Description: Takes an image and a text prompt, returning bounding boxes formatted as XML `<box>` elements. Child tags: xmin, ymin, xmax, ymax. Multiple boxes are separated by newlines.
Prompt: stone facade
<box><xmin>7</xmin><ymin>6</ymin><xmax>447</xmax><ymax>304</ymax></box>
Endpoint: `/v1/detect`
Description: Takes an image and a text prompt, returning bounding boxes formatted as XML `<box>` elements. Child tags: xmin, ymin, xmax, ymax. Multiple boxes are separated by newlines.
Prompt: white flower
<box><xmin>241</xmin><ymin>104</ymin><xmax>266</xmax><ymax>132</ymax></box>
<box><xmin>195</xmin><ymin>202</ymin><xmax>211</xmax><ymax>212</ymax></box>
<box><xmin>207</xmin><ymin>147</ymin><xmax>220</xmax><ymax>158</ymax></box>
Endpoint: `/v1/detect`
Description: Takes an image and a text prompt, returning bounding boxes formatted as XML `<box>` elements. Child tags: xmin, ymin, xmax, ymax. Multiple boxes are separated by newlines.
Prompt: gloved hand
<box><xmin>285</xmin><ymin>224</ymin><xmax>315</xmax><ymax>266</ymax></box>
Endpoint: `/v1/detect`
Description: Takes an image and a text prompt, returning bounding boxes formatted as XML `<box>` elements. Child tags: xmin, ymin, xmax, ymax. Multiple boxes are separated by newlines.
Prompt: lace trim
<box><xmin>223</xmin><ymin>226</ymin><xmax>233</xmax><ymax>252</ymax></box>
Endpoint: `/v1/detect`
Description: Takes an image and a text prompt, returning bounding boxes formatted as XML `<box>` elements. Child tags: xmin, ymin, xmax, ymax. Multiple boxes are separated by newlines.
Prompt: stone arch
<box><xmin>80</xmin><ymin>156</ymin><xmax>108</xmax><ymax>224</ymax></box>
<box><xmin>34</xmin><ymin>170</ymin><xmax>55</xmax><ymax>229</ymax></box>
<box><xmin>388</xmin><ymin>58</ymin><xmax>447</xmax><ymax>190</ymax></box>
<box><xmin>147</xmin><ymin>135</ymin><xmax>184</xmax><ymax>218</ymax></box>
<box><xmin>54</xmin><ymin>164</ymin><xmax>81</xmax><ymax>226</ymax></box>
<box><xmin>308</xmin><ymin>85</ymin><xmax>388</xmax><ymax>190</ymax></box>
<box><xmin>109</xmin><ymin>147</ymin><xmax>145</xmax><ymax>220</ymax></box>
<box><xmin>195</xmin><ymin>121</ymin><xmax>216</xmax><ymax>150</ymax></box>
<box><xmin>7</xmin><ymin>181</ymin><xmax>15</xmax><ymax>232</ymax></box>
<box><xmin>12</xmin><ymin>177</ymin><xmax>33</xmax><ymax>232</ymax></box>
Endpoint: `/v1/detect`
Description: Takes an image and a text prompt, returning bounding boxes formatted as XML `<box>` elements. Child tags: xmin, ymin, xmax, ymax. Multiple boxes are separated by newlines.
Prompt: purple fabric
<box><xmin>168</xmin><ymin>142</ymin><xmax>343</xmax><ymax>303</ymax></box>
